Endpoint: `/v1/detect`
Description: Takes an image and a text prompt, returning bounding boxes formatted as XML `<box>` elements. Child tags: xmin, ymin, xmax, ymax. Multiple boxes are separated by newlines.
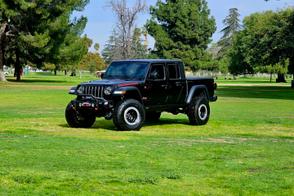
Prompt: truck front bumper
<box><xmin>74</xmin><ymin>94</ymin><xmax>113</xmax><ymax>117</ymax></box>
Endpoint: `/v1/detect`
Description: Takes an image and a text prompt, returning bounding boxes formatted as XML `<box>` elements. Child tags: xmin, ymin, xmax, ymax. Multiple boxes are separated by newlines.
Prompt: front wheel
<box><xmin>113</xmin><ymin>99</ymin><xmax>145</xmax><ymax>131</ymax></box>
<box><xmin>65</xmin><ymin>102</ymin><xmax>96</xmax><ymax>128</ymax></box>
<box><xmin>187</xmin><ymin>96</ymin><xmax>210</xmax><ymax>125</ymax></box>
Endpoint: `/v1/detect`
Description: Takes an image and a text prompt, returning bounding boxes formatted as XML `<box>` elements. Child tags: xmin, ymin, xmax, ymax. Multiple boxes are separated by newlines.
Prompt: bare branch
<box><xmin>108</xmin><ymin>0</ymin><xmax>147</xmax><ymax>59</ymax></box>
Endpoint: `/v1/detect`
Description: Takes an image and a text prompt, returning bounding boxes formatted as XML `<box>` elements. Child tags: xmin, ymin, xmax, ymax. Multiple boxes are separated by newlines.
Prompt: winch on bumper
<box><xmin>73</xmin><ymin>94</ymin><xmax>113</xmax><ymax>118</ymax></box>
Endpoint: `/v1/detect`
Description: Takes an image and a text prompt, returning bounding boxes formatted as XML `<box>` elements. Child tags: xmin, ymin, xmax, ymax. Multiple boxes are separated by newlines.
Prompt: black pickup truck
<box><xmin>66</xmin><ymin>59</ymin><xmax>217</xmax><ymax>131</ymax></box>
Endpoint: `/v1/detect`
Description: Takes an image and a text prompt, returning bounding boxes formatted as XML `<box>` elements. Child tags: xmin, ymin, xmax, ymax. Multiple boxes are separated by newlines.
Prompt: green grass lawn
<box><xmin>0</xmin><ymin>73</ymin><xmax>293</xmax><ymax>195</ymax></box>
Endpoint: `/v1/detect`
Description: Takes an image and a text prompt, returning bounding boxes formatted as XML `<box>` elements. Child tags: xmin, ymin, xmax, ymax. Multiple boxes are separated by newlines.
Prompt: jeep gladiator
<box><xmin>65</xmin><ymin>59</ymin><xmax>217</xmax><ymax>130</ymax></box>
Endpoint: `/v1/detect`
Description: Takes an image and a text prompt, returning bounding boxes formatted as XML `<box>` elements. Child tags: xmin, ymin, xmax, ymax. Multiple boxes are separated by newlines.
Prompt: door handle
<box><xmin>161</xmin><ymin>84</ymin><xmax>168</xmax><ymax>89</ymax></box>
<box><xmin>175</xmin><ymin>82</ymin><xmax>182</xmax><ymax>87</ymax></box>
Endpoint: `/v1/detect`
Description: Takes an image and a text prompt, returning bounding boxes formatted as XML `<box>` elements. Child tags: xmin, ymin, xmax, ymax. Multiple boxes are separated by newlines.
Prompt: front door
<box><xmin>143</xmin><ymin>63</ymin><xmax>168</xmax><ymax>106</ymax></box>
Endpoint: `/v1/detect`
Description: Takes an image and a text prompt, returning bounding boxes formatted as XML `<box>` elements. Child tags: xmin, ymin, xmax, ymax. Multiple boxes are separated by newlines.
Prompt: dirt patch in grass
<box><xmin>248</xmin><ymin>166</ymin><xmax>294</xmax><ymax>174</ymax></box>
<box><xmin>153</xmin><ymin>137</ymin><xmax>293</xmax><ymax>147</ymax></box>
<box><xmin>151</xmin><ymin>138</ymin><xmax>236</xmax><ymax>147</ymax></box>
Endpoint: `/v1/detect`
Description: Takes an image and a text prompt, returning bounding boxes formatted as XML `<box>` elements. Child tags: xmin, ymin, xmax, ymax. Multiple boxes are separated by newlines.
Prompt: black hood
<box><xmin>80</xmin><ymin>79</ymin><xmax>143</xmax><ymax>86</ymax></box>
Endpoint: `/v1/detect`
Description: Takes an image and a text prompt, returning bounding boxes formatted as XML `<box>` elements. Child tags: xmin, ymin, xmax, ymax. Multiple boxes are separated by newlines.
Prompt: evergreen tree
<box><xmin>218</xmin><ymin>8</ymin><xmax>241</xmax><ymax>56</ymax></box>
<box><xmin>102</xmin><ymin>28</ymin><xmax>148</xmax><ymax>63</ymax></box>
<box><xmin>102</xmin><ymin>30</ymin><xmax>124</xmax><ymax>64</ymax></box>
<box><xmin>146</xmin><ymin>0</ymin><xmax>216</xmax><ymax>71</ymax></box>
<box><xmin>54</xmin><ymin>18</ymin><xmax>90</xmax><ymax>75</ymax></box>
<box><xmin>0</xmin><ymin>0</ymin><xmax>89</xmax><ymax>81</ymax></box>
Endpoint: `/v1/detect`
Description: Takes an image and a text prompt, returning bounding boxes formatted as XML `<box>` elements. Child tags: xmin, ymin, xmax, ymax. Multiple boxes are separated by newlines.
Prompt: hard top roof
<box><xmin>112</xmin><ymin>59</ymin><xmax>182</xmax><ymax>63</ymax></box>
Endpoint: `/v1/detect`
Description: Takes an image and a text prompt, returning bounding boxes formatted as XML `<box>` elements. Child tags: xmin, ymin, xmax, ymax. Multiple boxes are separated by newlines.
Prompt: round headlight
<box><xmin>77</xmin><ymin>86</ymin><xmax>84</xmax><ymax>94</ymax></box>
<box><xmin>104</xmin><ymin>86</ymin><xmax>113</xmax><ymax>95</ymax></box>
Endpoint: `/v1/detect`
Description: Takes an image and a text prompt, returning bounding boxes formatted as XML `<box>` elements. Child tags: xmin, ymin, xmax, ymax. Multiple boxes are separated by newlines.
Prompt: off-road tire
<box><xmin>113</xmin><ymin>99</ymin><xmax>145</xmax><ymax>131</ymax></box>
<box><xmin>65</xmin><ymin>102</ymin><xmax>96</xmax><ymax>128</ymax></box>
<box><xmin>145</xmin><ymin>111</ymin><xmax>161</xmax><ymax>122</ymax></box>
<box><xmin>187</xmin><ymin>96</ymin><xmax>210</xmax><ymax>125</ymax></box>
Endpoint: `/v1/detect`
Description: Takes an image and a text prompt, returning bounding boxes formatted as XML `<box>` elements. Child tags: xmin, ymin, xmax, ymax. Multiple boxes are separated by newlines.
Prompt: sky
<box><xmin>73</xmin><ymin>0</ymin><xmax>294</xmax><ymax>52</ymax></box>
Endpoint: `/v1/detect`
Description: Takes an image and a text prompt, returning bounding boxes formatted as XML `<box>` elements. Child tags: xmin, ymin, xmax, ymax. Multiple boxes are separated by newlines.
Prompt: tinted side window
<box><xmin>149</xmin><ymin>64</ymin><xmax>165</xmax><ymax>80</ymax></box>
<box><xmin>168</xmin><ymin>64</ymin><xmax>179</xmax><ymax>79</ymax></box>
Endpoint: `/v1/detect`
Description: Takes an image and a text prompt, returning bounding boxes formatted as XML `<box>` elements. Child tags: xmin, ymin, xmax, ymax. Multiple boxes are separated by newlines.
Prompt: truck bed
<box><xmin>186</xmin><ymin>77</ymin><xmax>216</xmax><ymax>100</ymax></box>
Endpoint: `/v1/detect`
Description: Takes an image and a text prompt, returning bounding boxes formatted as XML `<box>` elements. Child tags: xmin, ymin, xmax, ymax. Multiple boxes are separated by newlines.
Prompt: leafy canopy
<box><xmin>228</xmin><ymin>8</ymin><xmax>294</xmax><ymax>77</ymax></box>
<box><xmin>146</xmin><ymin>0</ymin><xmax>216</xmax><ymax>71</ymax></box>
<box><xmin>0</xmin><ymin>0</ymin><xmax>90</xmax><ymax>77</ymax></box>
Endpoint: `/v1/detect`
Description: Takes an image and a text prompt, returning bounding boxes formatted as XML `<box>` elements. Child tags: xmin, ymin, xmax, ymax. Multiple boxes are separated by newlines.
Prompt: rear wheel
<box><xmin>113</xmin><ymin>99</ymin><xmax>145</xmax><ymax>131</ymax></box>
<box><xmin>65</xmin><ymin>102</ymin><xmax>96</xmax><ymax>128</ymax></box>
<box><xmin>145</xmin><ymin>111</ymin><xmax>161</xmax><ymax>122</ymax></box>
<box><xmin>187</xmin><ymin>96</ymin><xmax>210</xmax><ymax>125</ymax></box>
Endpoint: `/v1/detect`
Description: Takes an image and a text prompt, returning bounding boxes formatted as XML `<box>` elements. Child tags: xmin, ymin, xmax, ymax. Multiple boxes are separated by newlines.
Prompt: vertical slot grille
<box><xmin>83</xmin><ymin>86</ymin><xmax>104</xmax><ymax>98</ymax></box>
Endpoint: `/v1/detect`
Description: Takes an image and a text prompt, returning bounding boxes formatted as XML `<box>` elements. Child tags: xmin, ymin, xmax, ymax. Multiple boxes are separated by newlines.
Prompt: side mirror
<box><xmin>100</xmin><ymin>73</ymin><xmax>105</xmax><ymax>79</ymax></box>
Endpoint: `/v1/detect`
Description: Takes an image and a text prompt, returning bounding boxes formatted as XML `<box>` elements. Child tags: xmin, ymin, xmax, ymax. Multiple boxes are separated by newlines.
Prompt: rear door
<box><xmin>166</xmin><ymin>62</ymin><xmax>186</xmax><ymax>105</ymax></box>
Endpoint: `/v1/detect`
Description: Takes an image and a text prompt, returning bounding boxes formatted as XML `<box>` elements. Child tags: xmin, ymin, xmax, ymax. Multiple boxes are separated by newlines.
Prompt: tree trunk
<box><xmin>64</xmin><ymin>70</ymin><xmax>67</xmax><ymax>75</ymax></box>
<box><xmin>292</xmin><ymin>74</ymin><xmax>294</xmax><ymax>89</ymax></box>
<box><xmin>14</xmin><ymin>49</ymin><xmax>21</xmax><ymax>81</ymax></box>
<box><xmin>54</xmin><ymin>69</ymin><xmax>57</xmax><ymax>75</ymax></box>
<box><xmin>276</xmin><ymin>73</ymin><xmax>286</xmax><ymax>83</ymax></box>
<box><xmin>0</xmin><ymin>45</ymin><xmax>6</xmax><ymax>81</ymax></box>
<box><xmin>270</xmin><ymin>72</ymin><xmax>272</xmax><ymax>83</ymax></box>
<box><xmin>0</xmin><ymin>23</ymin><xmax>7</xmax><ymax>82</ymax></box>
<box><xmin>70</xmin><ymin>70</ymin><xmax>76</xmax><ymax>77</ymax></box>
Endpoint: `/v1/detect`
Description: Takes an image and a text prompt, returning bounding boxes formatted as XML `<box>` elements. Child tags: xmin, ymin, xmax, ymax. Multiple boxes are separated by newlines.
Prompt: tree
<box><xmin>80</xmin><ymin>43</ymin><xmax>106</xmax><ymax>73</ymax></box>
<box><xmin>218</xmin><ymin>8</ymin><xmax>241</xmax><ymax>56</ymax></box>
<box><xmin>207</xmin><ymin>43</ymin><xmax>229</xmax><ymax>74</ymax></box>
<box><xmin>228</xmin><ymin>32</ymin><xmax>253</xmax><ymax>76</ymax></box>
<box><xmin>146</xmin><ymin>0</ymin><xmax>216</xmax><ymax>71</ymax></box>
<box><xmin>131</xmin><ymin>28</ymin><xmax>148</xmax><ymax>59</ymax></box>
<box><xmin>102</xmin><ymin>27</ymin><xmax>148</xmax><ymax>63</ymax></box>
<box><xmin>102</xmin><ymin>30</ymin><xmax>124</xmax><ymax>64</ymax></box>
<box><xmin>226</xmin><ymin>8</ymin><xmax>294</xmax><ymax>82</ymax></box>
<box><xmin>236</xmin><ymin>8</ymin><xmax>294</xmax><ymax>82</ymax></box>
<box><xmin>0</xmin><ymin>0</ymin><xmax>89</xmax><ymax>81</ymax></box>
<box><xmin>108</xmin><ymin>0</ymin><xmax>147</xmax><ymax>59</ymax></box>
<box><xmin>54</xmin><ymin>18</ymin><xmax>91</xmax><ymax>76</ymax></box>
<box><xmin>94</xmin><ymin>43</ymin><xmax>100</xmax><ymax>51</ymax></box>
<box><xmin>0</xmin><ymin>23</ymin><xmax>8</xmax><ymax>81</ymax></box>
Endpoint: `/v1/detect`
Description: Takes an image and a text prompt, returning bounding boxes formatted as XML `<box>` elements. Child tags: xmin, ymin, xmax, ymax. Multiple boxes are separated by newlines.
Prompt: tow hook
<box><xmin>105</xmin><ymin>112</ymin><xmax>112</xmax><ymax>120</ymax></box>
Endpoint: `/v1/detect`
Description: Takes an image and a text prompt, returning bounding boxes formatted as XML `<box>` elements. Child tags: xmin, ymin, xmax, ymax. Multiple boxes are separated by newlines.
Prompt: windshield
<box><xmin>104</xmin><ymin>61</ymin><xmax>149</xmax><ymax>80</ymax></box>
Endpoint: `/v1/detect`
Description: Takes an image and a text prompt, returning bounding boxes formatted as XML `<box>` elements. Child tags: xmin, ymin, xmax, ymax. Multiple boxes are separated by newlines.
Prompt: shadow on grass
<box><xmin>144</xmin><ymin>118</ymin><xmax>189</xmax><ymax>127</ymax></box>
<box><xmin>7</xmin><ymin>78</ymin><xmax>66</xmax><ymax>84</ymax></box>
<box><xmin>217</xmin><ymin>80</ymin><xmax>272</xmax><ymax>84</ymax></box>
<box><xmin>59</xmin><ymin>118</ymin><xmax>189</xmax><ymax>131</ymax></box>
<box><xmin>218</xmin><ymin>86</ymin><xmax>294</xmax><ymax>100</ymax></box>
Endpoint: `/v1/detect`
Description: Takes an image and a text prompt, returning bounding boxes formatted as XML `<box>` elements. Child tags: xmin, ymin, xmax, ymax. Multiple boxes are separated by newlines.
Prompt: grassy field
<box><xmin>0</xmin><ymin>73</ymin><xmax>293</xmax><ymax>195</ymax></box>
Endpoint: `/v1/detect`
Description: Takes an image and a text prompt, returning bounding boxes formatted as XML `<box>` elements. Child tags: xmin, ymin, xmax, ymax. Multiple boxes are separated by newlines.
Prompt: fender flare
<box><xmin>186</xmin><ymin>85</ymin><xmax>209</xmax><ymax>104</ymax></box>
